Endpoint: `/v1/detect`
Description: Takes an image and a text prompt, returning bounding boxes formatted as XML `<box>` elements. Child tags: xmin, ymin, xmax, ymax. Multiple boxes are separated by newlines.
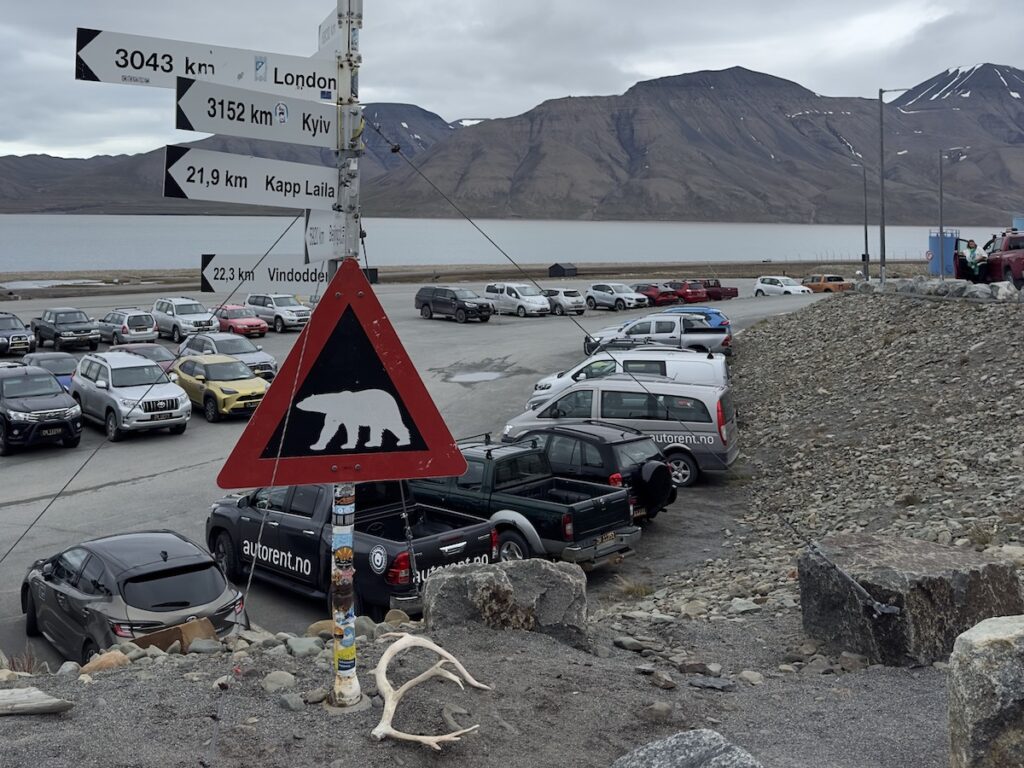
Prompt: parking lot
<box><xmin>0</xmin><ymin>278</ymin><xmax>821</xmax><ymax>666</ymax></box>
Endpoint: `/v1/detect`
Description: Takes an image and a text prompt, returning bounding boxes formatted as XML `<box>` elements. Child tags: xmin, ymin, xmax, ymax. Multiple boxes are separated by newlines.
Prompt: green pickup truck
<box><xmin>409</xmin><ymin>441</ymin><xmax>640</xmax><ymax>568</ymax></box>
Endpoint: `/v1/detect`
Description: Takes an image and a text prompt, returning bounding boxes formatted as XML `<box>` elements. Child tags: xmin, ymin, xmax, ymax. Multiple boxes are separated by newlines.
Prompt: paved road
<box><xmin>0</xmin><ymin>280</ymin><xmax>821</xmax><ymax>666</ymax></box>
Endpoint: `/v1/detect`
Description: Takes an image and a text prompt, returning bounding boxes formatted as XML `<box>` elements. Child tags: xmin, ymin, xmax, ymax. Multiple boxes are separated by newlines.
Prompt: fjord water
<box><xmin>0</xmin><ymin>214</ymin><xmax>997</xmax><ymax>273</ymax></box>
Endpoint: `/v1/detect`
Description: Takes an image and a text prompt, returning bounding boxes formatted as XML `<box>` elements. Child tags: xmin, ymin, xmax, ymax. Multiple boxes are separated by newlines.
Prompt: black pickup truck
<box><xmin>31</xmin><ymin>307</ymin><xmax>101</xmax><ymax>351</ymax></box>
<box><xmin>408</xmin><ymin>442</ymin><xmax>640</xmax><ymax>568</ymax></box>
<box><xmin>205</xmin><ymin>481</ymin><xmax>495</xmax><ymax>618</ymax></box>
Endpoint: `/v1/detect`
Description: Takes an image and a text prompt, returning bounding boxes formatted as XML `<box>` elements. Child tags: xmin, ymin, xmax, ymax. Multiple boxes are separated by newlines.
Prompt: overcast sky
<box><xmin>1</xmin><ymin>0</ymin><xmax>1019</xmax><ymax>158</ymax></box>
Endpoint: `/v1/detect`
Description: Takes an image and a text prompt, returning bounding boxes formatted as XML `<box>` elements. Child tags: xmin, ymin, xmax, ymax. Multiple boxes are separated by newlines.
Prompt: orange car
<box><xmin>801</xmin><ymin>274</ymin><xmax>853</xmax><ymax>293</ymax></box>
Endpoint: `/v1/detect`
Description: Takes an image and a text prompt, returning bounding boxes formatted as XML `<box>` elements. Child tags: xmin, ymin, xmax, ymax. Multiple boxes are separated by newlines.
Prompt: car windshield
<box><xmin>176</xmin><ymin>303</ymin><xmax>207</xmax><ymax>316</ymax></box>
<box><xmin>206</xmin><ymin>361</ymin><xmax>256</xmax><ymax>382</ymax></box>
<box><xmin>1</xmin><ymin>374</ymin><xmax>62</xmax><ymax>398</ymax></box>
<box><xmin>273</xmin><ymin>296</ymin><xmax>301</xmax><ymax>307</ymax></box>
<box><xmin>111</xmin><ymin>365</ymin><xmax>168</xmax><ymax>387</ymax></box>
<box><xmin>686</xmin><ymin>281</ymin><xmax>703</xmax><ymax>289</ymax></box>
<box><xmin>454</xmin><ymin>290</ymin><xmax>480</xmax><ymax>300</ymax></box>
<box><xmin>0</xmin><ymin>317</ymin><xmax>22</xmax><ymax>330</ymax></box>
<box><xmin>613</xmin><ymin>438</ymin><xmax>663</xmax><ymax>466</ymax></box>
<box><xmin>125</xmin><ymin>345</ymin><xmax>175</xmax><ymax>363</ymax></box>
<box><xmin>518</xmin><ymin>286</ymin><xmax>542</xmax><ymax>297</ymax></box>
<box><xmin>37</xmin><ymin>358</ymin><xmax>77</xmax><ymax>376</ymax></box>
<box><xmin>223</xmin><ymin>308</ymin><xmax>256</xmax><ymax>319</ymax></box>
<box><xmin>609</xmin><ymin>284</ymin><xmax>632</xmax><ymax>294</ymax></box>
<box><xmin>122</xmin><ymin>563</ymin><xmax>226</xmax><ymax>611</ymax></box>
<box><xmin>216</xmin><ymin>337</ymin><xmax>258</xmax><ymax>355</ymax></box>
<box><xmin>778</xmin><ymin>278</ymin><xmax>799</xmax><ymax>286</ymax></box>
<box><xmin>56</xmin><ymin>311</ymin><xmax>89</xmax><ymax>324</ymax></box>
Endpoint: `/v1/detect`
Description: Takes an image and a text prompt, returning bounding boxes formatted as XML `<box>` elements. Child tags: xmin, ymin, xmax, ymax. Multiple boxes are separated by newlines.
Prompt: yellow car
<box><xmin>171</xmin><ymin>354</ymin><xmax>269</xmax><ymax>422</ymax></box>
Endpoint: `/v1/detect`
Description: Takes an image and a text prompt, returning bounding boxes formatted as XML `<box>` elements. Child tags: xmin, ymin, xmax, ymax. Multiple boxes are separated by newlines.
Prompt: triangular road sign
<box><xmin>217</xmin><ymin>259</ymin><xmax>467</xmax><ymax>488</ymax></box>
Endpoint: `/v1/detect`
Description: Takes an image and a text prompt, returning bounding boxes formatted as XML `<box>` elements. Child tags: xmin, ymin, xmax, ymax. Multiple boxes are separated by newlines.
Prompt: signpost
<box><xmin>199</xmin><ymin>253</ymin><xmax>328</xmax><ymax>296</ymax></box>
<box><xmin>176</xmin><ymin>78</ymin><xmax>340</xmax><ymax>148</ymax></box>
<box><xmin>314</xmin><ymin>7</ymin><xmax>341</xmax><ymax>59</ymax></box>
<box><xmin>305</xmin><ymin>210</ymin><xmax>346</xmax><ymax>264</ymax></box>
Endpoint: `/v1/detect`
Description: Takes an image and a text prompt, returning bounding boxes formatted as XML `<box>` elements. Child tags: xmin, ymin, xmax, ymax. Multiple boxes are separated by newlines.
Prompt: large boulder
<box><xmin>949</xmin><ymin>615</ymin><xmax>1024</xmax><ymax>768</ymax></box>
<box><xmin>962</xmin><ymin>284</ymin><xmax>992</xmax><ymax>300</ymax></box>
<box><xmin>798</xmin><ymin>534</ymin><xmax>1023</xmax><ymax>665</ymax></box>
<box><xmin>610</xmin><ymin>730</ymin><xmax>763</xmax><ymax>768</ymax></box>
<box><xmin>989</xmin><ymin>281</ymin><xmax>1018</xmax><ymax>301</ymax></box>
<box><xmin>423</xmin><ymin>560</ymin><xmax>587</xmax><ymax>643</ymax></box>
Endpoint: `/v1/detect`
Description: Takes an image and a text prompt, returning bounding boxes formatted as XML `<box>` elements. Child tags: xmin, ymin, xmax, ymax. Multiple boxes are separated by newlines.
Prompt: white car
<box><xmin>483</xmin><ymin>283</ymin><xmax>550</xmax><ymax>317</ymax></box>
<box><xmin>753</xmin><ymin>276</ymin><xmax>812</xmax><ymax>296</ymax></box>
<box><xmin>584</xmin><ymin>283</ymin><xmax>649</xmax><ymax>311</ymax></box>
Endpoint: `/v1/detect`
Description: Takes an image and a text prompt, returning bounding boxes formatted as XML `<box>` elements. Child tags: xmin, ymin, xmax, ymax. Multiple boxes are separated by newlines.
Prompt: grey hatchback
<box><xmin>22</xmin><ymin>531</ymin><xmax>248</xmax><ymax>663</ymax></box>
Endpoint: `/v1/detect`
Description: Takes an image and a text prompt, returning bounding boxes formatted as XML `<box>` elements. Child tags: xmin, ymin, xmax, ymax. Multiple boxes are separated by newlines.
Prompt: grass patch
<box><xmin>615</xmin><ymin>576</ymin><xmax>654</xmax><ymax>599</ymax></box>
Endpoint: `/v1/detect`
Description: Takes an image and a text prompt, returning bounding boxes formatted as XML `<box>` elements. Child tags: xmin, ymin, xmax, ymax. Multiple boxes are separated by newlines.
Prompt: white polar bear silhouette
<box><xmin>296</xmin><ymin>389</ymin><xmax>411</xmax><ymax>451</ymax></box>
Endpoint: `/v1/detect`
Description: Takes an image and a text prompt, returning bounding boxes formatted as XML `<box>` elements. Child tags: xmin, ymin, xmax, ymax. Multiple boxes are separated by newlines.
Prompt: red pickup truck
<box><xmin>955</xmin><ymin>232</ymin><xmax>1024</xmax><ymax>287</ymax></box>
<box><xmin>695</xmin><ymin>278</ymin><xmax>738</xmax><ymax>300</ymax></box>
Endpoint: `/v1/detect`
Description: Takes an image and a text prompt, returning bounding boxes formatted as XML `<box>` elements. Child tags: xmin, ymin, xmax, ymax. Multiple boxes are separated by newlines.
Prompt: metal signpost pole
<box><xmin>862</xmin><ymin>164</ymin><xmax>870</xmax><ymax>280</ymax></box>
<box><xmin>938</xmin><ymin>150</ymin><xmax>945</xmax><ymax>281</ymax></box>
<box><xmin>328</xmin><ymin>0</ymin><xmax>364</xmax><ymax>710</ymax></box>
<box><xmin>878</xmin><ymin>89</ymin><xmax>886</xmax><ymax>287</ymax></box>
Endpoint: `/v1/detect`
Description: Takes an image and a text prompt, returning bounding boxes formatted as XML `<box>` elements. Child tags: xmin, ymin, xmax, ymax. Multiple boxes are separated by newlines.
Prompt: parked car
<box><xmin>0</xmin><ymin>312</ymin><xmax>35</xmax><ymax>356</ymax></box>
<box><xmin>414</xmin><ymin>286</ymin><xmax>494</xmax><ymax>323</ymax></box>
<box><xmin>21</xmin><ymin>352</ymin><xmax>78</xmax><ymax>390</ymax></box>
<box><xmin>662</xmin><ymin>280</ymin><xmax>709</xmax><ymax>304</ymax></box>
<box><xmin>585</xmin><ymin>283</ymin><xmax>648</xmax><ymax>311</ymax></box>
<box><xmin>0</xmin><ymin>364</ymin><xmax>82</xmax><ymax>455</ymax></box>
<box><xmin>542</xmin><ymin>288</ymin><xmax>586</xmax><ymax>316</ymax></box>
<box><xmin>802</xmin><ymin>274</ymin><xmax>853</xmax><ymax>293</ymax></box>
<box><xmin>527</xmin><ymin>347</ymin><xmax>729</xmax><ymax>411</ymax></box>
<box><xmin>511</xmin><ymin>423</ymin><xmax>676</xmax><ymax>521</ymax></box>
<box><xmin>245</xmin><ymin>293</ymin><xmax>312</xmax><ymax>333</ymax></box>
<box><xmin>483</xmin><ymin>283</ymin><xmax>551</xmax><ymax>317</ymax></box>
<box><xmin>503</xmin><ymin>374</ymin><xmax>738</xmax><ymax>487</ymax></box>
<box><xmin>214</xmin><ymin>304</ymin><xmax>268</xmax><ymax>337</ymax></box>
<box><xmin>171</xmin><ymin>354</ymin><xmax>268</xmax><ymax>422</ymax></box>
<box><xmin>409</xmin><ymin>441</ymin><xmax>639</xmax><ymax>566</ymax></box>
<box><xmin>631</xmin><ymin>283</ymin><xmax>679</xmax><ymax>307</ymax></box>
<box><xmin>956</xmin><ymin>231</ymin><xmax>1024</xmax><ymax>286</ymax></box>
<box><xmin>176</xmin><ymin>332</ymin><xmax>277</xmax><ymax>379</ymax></box>
<box><xmin>659</xmin><ymin>305</ymin><xmax>731</xmax><ymax>327</ymax></box>
<box><xmin>206</xmin><ymin>481</ymin><xmax>495</xmax><ymax>618</ymax></box>
<box><xmin>694</xmin><ymin>278</ymin><xmax>738</xmax><ymax>300</ymax></box>
<box><xmin>584</xmin><ymin>314</ymin><xmax>732</xmax><ymax>356</ymax></box>
<box><xmin>31</xmin><ymin>307</ymin><xmax>100</xmax><ymax>351</ymax></box>
<box><xmin>111</xmin><ymin>343</ymin><xmax>177</xmax><ymax>372</ymax></box>
<box><xmin>22</xmin><ymin>531</ymin><xmax>247</xmax><ymax>663</ymax></box>
<box><xmin>71</xmin><ymin>351</ymin><xmax>190</xmax><ymax>441</ymax></box>
<box><xmin>152</xmin><ymin>297</ymin><xmax>218</xmax><ymax>343</ymax></box>
<box><xmin>96</xmin><ymin>307</ymin><xmax>158</xmax><ymax>344</ymax></box>
<box><xmin>753</xmin><ymin>276</ymin><xmax>812</xmax><ymax>296</ymax></box>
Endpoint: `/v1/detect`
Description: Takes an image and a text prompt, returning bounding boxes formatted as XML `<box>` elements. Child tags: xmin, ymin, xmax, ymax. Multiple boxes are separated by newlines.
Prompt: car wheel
<box><xmin>420</xmin><ymin>305</ymin><xmax>433</xmax><ymax>319</ymax></box>
<box><xmin>823</xmin><ymin>288</ymin><xmax>832</xmax><ymax>293</ymax></box>
<box><xmin>81</xmin><ymin>639</ymin><xmax>99</xmax><ymax>666</ymax></box>
<box><xmin>214</xmin><ymin>531</ymin><xmax>241</xmax><ymax>581</ymax></box>
<box><xmin>478</xmin><ymin>316</ymin><xmax>490</xmax><ymax>323</ymax></box>
<box><xmin>53</xmin><ymin>336</ymin><xmax>63</xmax><ymax>351</ymax></box>
<box><xmin>455</xmin><ymin>309</ymin><xmax>467</xmax><ymax>324</ymax></box>
<box><xmin>0</xmin><ymin>419</ymin><xmax>11</xmax><ymax>457</ymax></box>
<box><xmin>586</xmin><ymin>297</ymin><xmax>597</xmax><ymax>309</ymax></box>
<box><xmin>105</xmin><ymin>410</ymin><xmax>123</xmax><ymax>442</ymax></box>
<box><xmin>1004</xmin><ymin>268</ymin><xmax>1015</xmax><ymax>286</ymax></box>
<box><xmin>783</xmin><ymin>291</ymin><xmax>791</xmax><ymax>295</ymax></box>
<box><xmin>666</xmin><ymin>452</ymin><xmax>699</xmax><ymax>487</ymax></box>
<box><xmin>614</xmin><ymin>299</ymin><xmax>626</xmax><ymax>311</ymax></box>
<box><xmin>168</xmin><ymin>423</ymin><xmax>187</xmax><ymax>435</ymax></box>
<box><xmin>553</xmin><ymin>304</ymin><xmax>565</xmax><ymax>316</ymax></box>
<box><xmin>274</xmin><ymin>317</ymin><xmax>285</xmax><ymax>333</ymax></box>
<box><xmin>229</xmin><ymin>325</ymin><xmax>238</xmax><ymax>333</ymax></box>
<box><xmin>497</xmin><ymin>529</ymin><xmax>530</xmax><ymax>561</ymax></box>
<box><xmin>35</xmin><ymin>331</ymin><xmax>44</xmax><ymax>348</ymax></box>
<box><xmin>88</xmin><ymin>341</ymin><xmax>98</xmax><ymax>351</ymax></box>
<box><xmin>171</xmin><ymin>326</ymin><xmax>182</xmax><ymax>344</ymax></box>
<box><xmin>258</xmin><ymin>332</ymin><xmax>266</xmax><ymax>338</ymax></box>
<box><xmin>516</xmin><ymin>305</ymin><xmax>527</xmax><ymax>318</ymax></box>
<box><xmin>754</xmin><ymin>289</ymin><xmax>765</xmax><ymax>297</ymax></box>
<box><xmin>204</xmin><ymin>397</ymin><xmax>221</xmax><ymax>423</ymax></box>
<box><xmin>24</xmin><ymin>589</ymin><xmax>40</xmax><ymax>637</ymax></box>
<box><xmin>576</xmin><ymin>310</ymin><xmax>585</xmax><ymax>316</ymax></box>
<box><xmin>62</xmin><ymin>435</ymin><xmax>81</xmax><ymax>449</ymax></box>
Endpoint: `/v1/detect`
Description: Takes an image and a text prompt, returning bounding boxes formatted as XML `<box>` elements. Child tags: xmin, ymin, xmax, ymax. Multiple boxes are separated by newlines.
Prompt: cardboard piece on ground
<box><xmin>134</xmin><ymin>617</ymin><xmax>217</xmax><ymax>652</ymax></box>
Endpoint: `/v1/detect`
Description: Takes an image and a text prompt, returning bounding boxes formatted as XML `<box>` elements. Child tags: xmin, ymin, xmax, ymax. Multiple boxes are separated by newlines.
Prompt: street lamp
<box><xmin>938</xmin><ymin>146</ymin><xmax>968</xmax><ymax>281</ymax></box>
<box><xmin>878</xmin><ymin>87</ymin><xmax>913</xmax><ymax>285</ymax></box>
<box><xmin>851</xmin><ymin>163</ymin><xmax>869</xmax><ymax>279</ymax></box>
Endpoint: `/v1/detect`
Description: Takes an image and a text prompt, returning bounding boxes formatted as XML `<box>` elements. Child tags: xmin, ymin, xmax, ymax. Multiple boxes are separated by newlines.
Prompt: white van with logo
<box><xmin>527</xmin><ymin>348</ymin><xmax>728</xmax><ymax>411</ymax></box>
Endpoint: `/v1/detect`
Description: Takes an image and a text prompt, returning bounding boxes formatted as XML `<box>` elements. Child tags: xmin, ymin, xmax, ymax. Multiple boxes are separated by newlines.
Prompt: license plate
<box><xmin>150</xmin><ymin>413</ymin><xmax>172</xmax><ymax>421</ymax></box>
<box><xmin>597</xmin><ymin>531</ymin><xmax>616</xmax><ymax>546</ymax></box>
<box><xmin>632</xmin><ymin>507</ymin><xmax>646</xmax><ymax>518</ymax></box>
<box><xmin>40</xmin><ymin>427</ymin><xmax>62</xmax><ymax>436</ymax></box>
<box><xmin>245</xmin><ymin>401</ymin><xmax>259</xmax><ymax>408</ymax></box>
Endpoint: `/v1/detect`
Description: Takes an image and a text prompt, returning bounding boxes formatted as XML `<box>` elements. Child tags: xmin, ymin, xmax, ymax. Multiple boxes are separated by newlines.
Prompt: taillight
<box><xmin>490</xmin><ymin>528</ymin><xmax>498</xmax><ymax>561</ymax></box>
<box><xmin>111</xmin><ymin>622</ymin><xmax>134</xmax><ymax>638</ymax></box>
<box><xmin>561</xmin><ymin>514</ymin><xmax>574</xmax><ymax>541</ymax></box>
<box><xmin>385</xmin><ymin>551</ymin><xmax>411</xmax><ymax>585</ymax></box>
<box><xmin>234</xmin><ymin>596</ymin><xmax>245</xmax><ymax>615</ymax></box>
<box><xmin>722</xmin><ymin>335</ymin><xmax>732</xmax><ymax>347</ymax></box>
<box><xmin>608</xmin><ymin>472</ymin><xmax>623</xmax><ymax>487</ymax></box>
<box><xmin>121</xmin><ymin>324</ymin><xmax>130</xmax><ymax>333</ymax></box>
<box><xmin>717</xmin><ymin>399</ymin><xmax>728</xmax><ymax>446</ymax></box>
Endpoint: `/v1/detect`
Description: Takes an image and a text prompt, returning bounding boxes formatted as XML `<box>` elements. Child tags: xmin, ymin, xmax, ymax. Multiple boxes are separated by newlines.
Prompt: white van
<box><xmin>483</xmin><ymin>283</ymin><xmax>551</xmax><ymax>317</ymax></box>
<box><xmin>527</xmin><ymin>347</ymin><xmax>728</xmax><ymax>411</ymax></box>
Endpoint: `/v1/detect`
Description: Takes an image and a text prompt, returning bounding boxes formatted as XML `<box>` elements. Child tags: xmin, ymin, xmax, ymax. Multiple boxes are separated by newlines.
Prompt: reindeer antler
<box><xmin>371</xmin><ymin>632</ymin><xmax>492</xmax><ymax>750</ymax></box>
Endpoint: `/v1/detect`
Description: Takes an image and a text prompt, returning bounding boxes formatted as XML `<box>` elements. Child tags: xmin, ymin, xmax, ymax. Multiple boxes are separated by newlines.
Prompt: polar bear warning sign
<box><xmin>216</xmin><ymin>259</ymin><xmax>467</xmax><ymax>487</ymax></box>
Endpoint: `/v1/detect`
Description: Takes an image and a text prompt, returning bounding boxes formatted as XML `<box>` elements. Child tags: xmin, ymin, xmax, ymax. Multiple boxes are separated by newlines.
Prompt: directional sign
<box><xmin>176</xmin><ymin>78</ymin><xmax>338</xmax><ymax>148</ymax></box>
<box><xmin>314</xmin><ymin>7</ymin><xmax>341</xmax><ymax>58</ymax></box>
<box><xmin>164</xmin><ymin>146</ymin><xmax>337</xmax><ymax>210</ymax></box>
<box><xmin>76</xmin><ymin>27</ymin><xmax>341</xmax><ymax>101</ymax></box>
<box><xmin>217</xmin><ymin>259</ymin><xmax>467</xmax><ymax>488</ymax></box>
<box><xmin>200</xmin><ymin>253</ymin><xmax>329</xmax><ymax>296</ymax></box>
<box><xmin>304</xmin><ymin>210</ymin><xmax>346</xmax><ymax>263</ymax></box>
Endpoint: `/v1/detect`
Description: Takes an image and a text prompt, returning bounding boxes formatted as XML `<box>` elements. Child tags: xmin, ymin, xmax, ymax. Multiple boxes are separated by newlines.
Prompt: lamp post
<box><xmin>878</xmin><ymin>87</ymin><xmax>912</xmax><ymax>286</ymax></box>
<box><xmin>938</xmin><ymin>146</ymin><xmax>967</xmax><ymax>282</ymax></box>
<box><xmin>851</xmin><ymin>163</ymin><xmax>869</xmax><ymax>279</ymax></box>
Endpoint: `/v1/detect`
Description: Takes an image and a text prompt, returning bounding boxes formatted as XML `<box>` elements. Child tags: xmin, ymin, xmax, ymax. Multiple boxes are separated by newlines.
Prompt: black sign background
<box><xmin>260</xmin><ymin>307</ymin><xmax>427</xmax><ymax>458</ymax></box>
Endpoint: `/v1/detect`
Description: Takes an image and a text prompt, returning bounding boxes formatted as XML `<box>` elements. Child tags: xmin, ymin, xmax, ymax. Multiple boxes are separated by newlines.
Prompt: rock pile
<box><xmin>857</xmin><ymin>277</ymin><xmax>1021</xmax><ymax>302</ymax></box>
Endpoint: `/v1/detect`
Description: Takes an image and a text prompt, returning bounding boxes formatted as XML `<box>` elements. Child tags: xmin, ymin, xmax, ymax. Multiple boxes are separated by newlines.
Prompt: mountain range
<box><xmin>1</xmin><ymin>64</ymin><xmax>1022</xmax><ymax>224</ymax></box>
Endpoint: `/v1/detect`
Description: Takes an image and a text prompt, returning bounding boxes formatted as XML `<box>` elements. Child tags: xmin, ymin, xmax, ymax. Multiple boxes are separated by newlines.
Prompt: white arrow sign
<box><xmin>176</xmin><ymin>78</ymin><xmax>338</xmax><ymax>148</ymax></box>
<box><xmin>200</xmin><ymin>253</ymin><xmax>330</xmax><ymax>296</ymax></box>
<box><xmin>164</xmin><ymin>146</ymin><xmax>337</xmax><ymax>210</ymax></box>
<box><xmin>304</xmin><ymin>210</ymin><xmax>347</xmax><ymax>263</ymax></box>
<box><xmin>314</xmin><ymin>8</ymin><xmax>341</xmax><ymax>59</ymax></box>
<box><xmin>76</xmin><ymin>27</ymin><xmax>343</xmax><ymax>101</ymax></box>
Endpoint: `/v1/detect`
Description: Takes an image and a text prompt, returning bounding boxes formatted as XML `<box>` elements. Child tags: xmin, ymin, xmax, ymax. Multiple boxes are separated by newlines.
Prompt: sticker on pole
<box><xmin>925</xmin><ymin>250</ymin><xmax>934</xmax><ymax>262</ymax></box>
<box><xmin>217</xmin><ymin>259</ymin><xmax>466</xmax><ymax>488</ymax></box>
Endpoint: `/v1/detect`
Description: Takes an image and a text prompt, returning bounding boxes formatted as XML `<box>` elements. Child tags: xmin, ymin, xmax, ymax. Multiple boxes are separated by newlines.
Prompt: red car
<box><xmin>694</xmin><ymin>278</ymin><xmax>738</xmax><ymax>300</ymax></box>
<box><xmin>215</xmin><ymin>305</ymin><xmax>268</xmax><ymax>337</ymax></box>
<box><xmin>663</xmin><ymin>280</ymin><xmax>709</xmax><ymax>303</ymax></box>
<box><xmin>630</xmin><ymin>283</ymin><xmax>679</xmax><ymax>306</ymax></box>
<box><xmin>110</xmin><ymin>343</ymin><xmax>177</xmax><ymax>372</ymax></box>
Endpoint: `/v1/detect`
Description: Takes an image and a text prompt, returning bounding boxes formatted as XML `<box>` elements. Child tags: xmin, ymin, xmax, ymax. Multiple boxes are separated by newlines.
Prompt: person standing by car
<box><xmin>963</xmin><ymin>239</ymin><xmax>988</xmax><ymax>282</ymax></box>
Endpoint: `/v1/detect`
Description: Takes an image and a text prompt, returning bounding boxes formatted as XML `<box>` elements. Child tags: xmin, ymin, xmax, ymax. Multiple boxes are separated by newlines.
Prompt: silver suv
<box><xmin>71</xmin><ymin>352</ymin><xmax>190</xmax><ymax>441</ymax></box>
<box><xmin>245</xmin><ymin>293</ymin><xmax>311</xmax><ymax>333</ymax></box>
<box><xmin>152</xmin><ymin>298</ymin><xmax>218</xmax><ymax>343</ymax></box>
<box><xmin>585</xmin><ymin>283</ymin><xmax>648</xmax><ymax>311</ymax></box>
<box><xmin>176</xmin><ymin>332</ymin><xmax>278</xmax><ymax>379</ymax></box>
<box><xmin>96</xmin><ymin>307</ymin><xmax>158</xmax><ymax>344</ymax></box>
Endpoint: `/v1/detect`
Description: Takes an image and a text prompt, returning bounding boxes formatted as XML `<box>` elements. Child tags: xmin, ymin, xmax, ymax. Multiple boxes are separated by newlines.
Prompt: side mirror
<box><xmin>256</xmin><ymin>345</ymin><xmax>263</xmax><ymax>351</ymax></box>
<box><xmin>89</xmin><ymin>317</ymin><xmax>96</xmax><ymax>322</ymax></box>
<box><xmin>192</xmin><ymin>374</ymin><xmax>203</xmax><ymax>383</ymax></box>
<box><xmin>24</xmin><ymin>324</ymin><xmax>30</xmax><ymax>330</ymax></box>
<box><xmin>96</xmin><ymin>380</ymin><xmax>109</xmax><ymax>390</ymax></box>
<box><xmin>170</xmin><ymin>372</ymin><xmax>180</xmax><ymax>382</ymax></box>
<box><xmin>576</xmin><ymin>373</ymin><xmax>587</xmax><ymax>381</ymax></box>
<box><xmin>42</xmin><ymin>563</ymin><xmax>53</xmax><ymax>581</ymax></box>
